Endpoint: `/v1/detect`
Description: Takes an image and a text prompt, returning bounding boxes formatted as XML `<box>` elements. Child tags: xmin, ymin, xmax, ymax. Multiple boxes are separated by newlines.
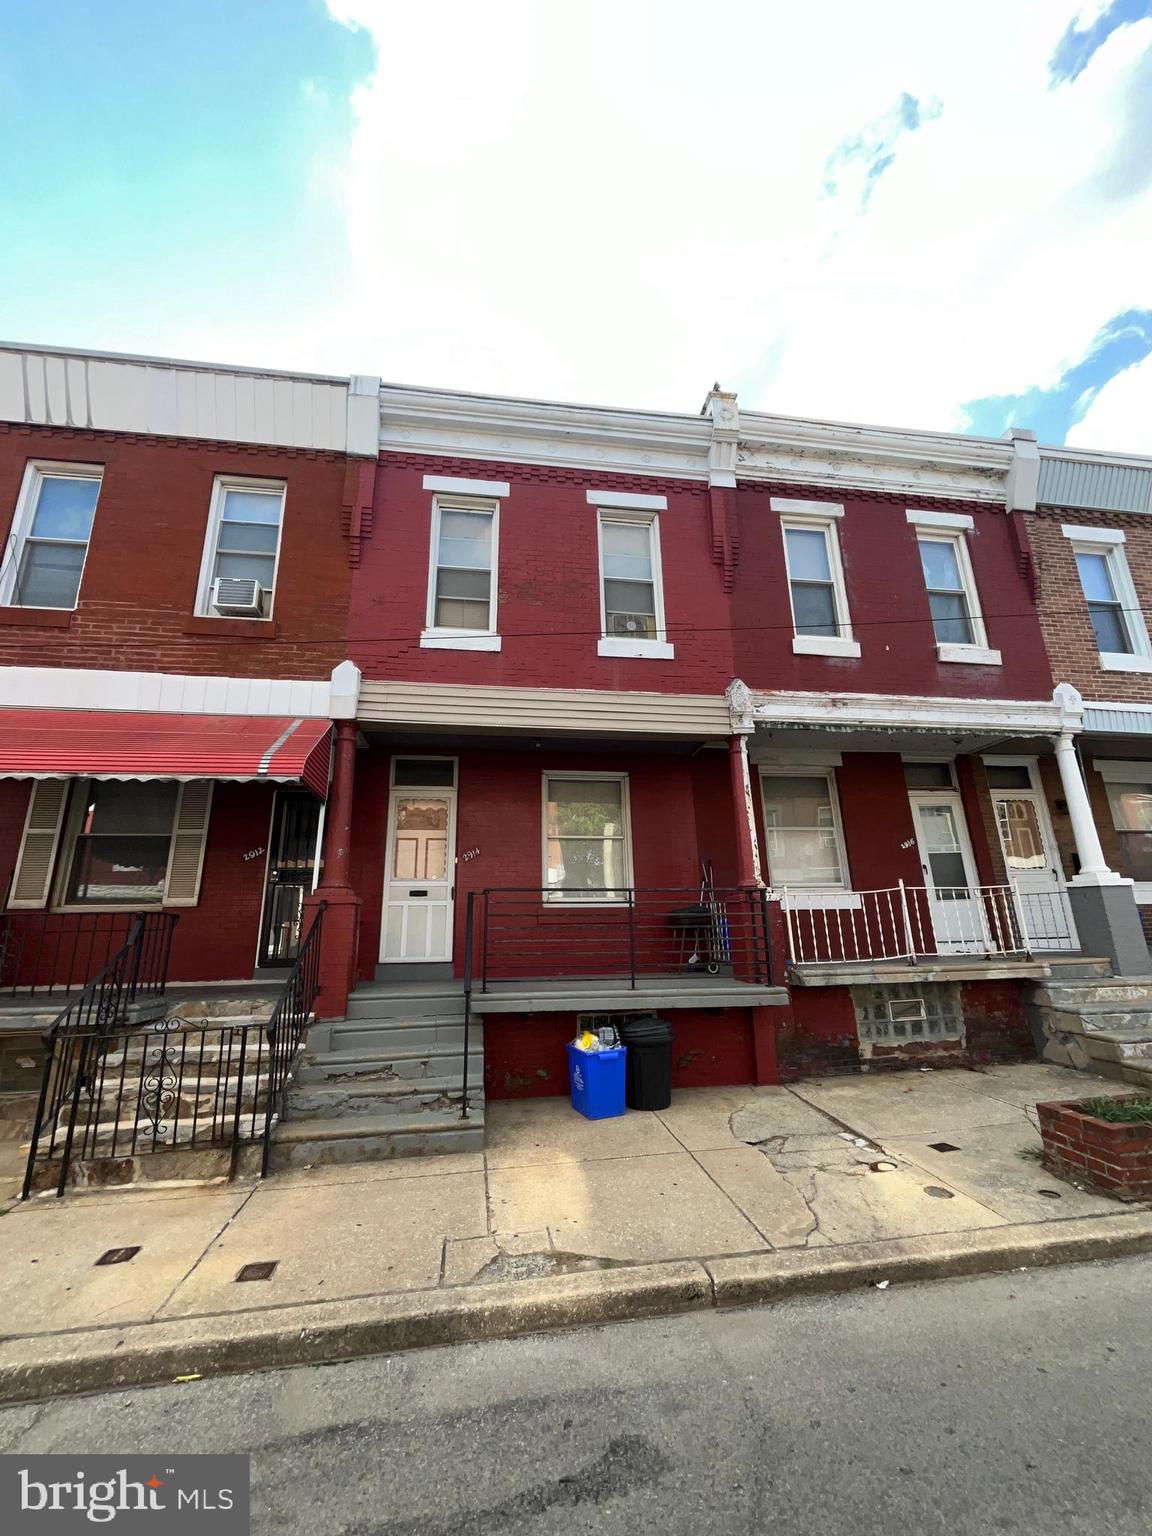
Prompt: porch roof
<box><xmin>0</xmin><ymin>709</ymin><xmax>332</xmax><ymax>796</ymax></box>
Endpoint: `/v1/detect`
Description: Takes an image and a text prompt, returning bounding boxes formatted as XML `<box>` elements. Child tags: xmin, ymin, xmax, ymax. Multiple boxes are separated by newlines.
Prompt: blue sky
<box><xmin>1</xmin><ymin>1</ymin><xmax>1150</xmax><ymax>452</ymax></box>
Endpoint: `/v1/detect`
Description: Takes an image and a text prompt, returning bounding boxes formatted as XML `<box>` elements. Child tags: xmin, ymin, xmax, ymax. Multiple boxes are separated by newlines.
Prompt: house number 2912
<box><xmin>242</xmin><ymin>846</ymin><xmax>266</xmax><ymax>861</ymax></box>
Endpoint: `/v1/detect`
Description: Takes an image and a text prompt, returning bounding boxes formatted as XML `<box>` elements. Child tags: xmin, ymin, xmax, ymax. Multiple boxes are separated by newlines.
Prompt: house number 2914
<box><xmin>242</xmin><ymin>846</ymin><xmax>266</xmax><ymax>861</ymax></box>
<box><xmin>459</xmin><ymin>847</ymin><xmax>481</xmax><ymax>862</ymax></box>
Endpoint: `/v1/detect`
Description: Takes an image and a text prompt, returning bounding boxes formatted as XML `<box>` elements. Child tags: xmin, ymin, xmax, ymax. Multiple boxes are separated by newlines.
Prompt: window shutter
<box><xmin>163</xmin><ymin>782</ymin><xmax>213</xmax><ymax>906</ymax></box>
<box><xmin>9</xmin><ymin>780</ymin><xmax>69</xmax><ymax>908</ymax></box>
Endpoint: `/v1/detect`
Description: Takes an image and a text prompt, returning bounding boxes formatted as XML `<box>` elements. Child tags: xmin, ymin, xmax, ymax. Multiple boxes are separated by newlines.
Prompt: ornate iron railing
<box><xmin>0</xmin><ymin>910</ymin><xmax>176</xmax><ymax>999</ymax></box>
<box><xmin>20</xmin><ymin>904</ymin><xmax>325</xmax><ymax>1197</ymax></box>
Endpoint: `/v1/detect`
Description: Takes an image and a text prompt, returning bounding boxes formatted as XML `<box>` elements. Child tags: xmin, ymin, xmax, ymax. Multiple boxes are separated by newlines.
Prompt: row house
<box><xmin>2</xmin><ymin>342</ymin><xmax>1148</xmax><ymax>1179</ymax></box>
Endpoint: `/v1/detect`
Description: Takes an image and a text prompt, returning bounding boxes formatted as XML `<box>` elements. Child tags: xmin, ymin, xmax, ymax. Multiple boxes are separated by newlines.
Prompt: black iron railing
<box><xmin>458</xmin><ymin>886</ymin><xmax>774</xmax><ymax>1119</ymax></box>
<box><xmin>21</xmin><ymin>904</ymin><xmax>325</xmax><ymax>1197</ymax></box>
<box><xmin>0</xmin><ymin>910</ymin><xmax>177</xmax><ymax>1000</ymax></box>
<box><xmin>468</xmin><ymin>887</ymin><xmax>774</xmax><ymax>991</ymax></box>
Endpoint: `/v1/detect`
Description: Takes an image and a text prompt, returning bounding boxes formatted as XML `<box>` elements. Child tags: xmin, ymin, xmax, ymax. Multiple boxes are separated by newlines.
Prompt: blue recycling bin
<box><xmin>567</xmin><ymin>1042</ymin><xmax>626</xmax><ymax>1120</ymax></box>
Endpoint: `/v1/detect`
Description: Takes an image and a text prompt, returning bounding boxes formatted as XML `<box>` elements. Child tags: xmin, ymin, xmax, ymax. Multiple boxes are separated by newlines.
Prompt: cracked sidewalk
<box><xmin>0</xmin><ymin>1062</ymin><xmax>1141</xmax><ymax>1349</ymax></box>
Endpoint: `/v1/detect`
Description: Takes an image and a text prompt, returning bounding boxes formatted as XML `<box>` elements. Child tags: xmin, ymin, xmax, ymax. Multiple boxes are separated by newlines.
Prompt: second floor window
<box><xmin>196</xmin><ymin>478</ymin><xmax>285</xmax><ymax>619</ymax></box>
<box><xmin>428</xmin><ymin>498</ymin><xmax>497</xmax><ymax>632</ymax></box>
<box><xmin>774</xmin><ymin>500</ymin><xmax>859</xmax><ymax>658</ymax></box>
<box><xmin>1</xmin><ymin>463</ymin><xmax>102</xmax><ymax>609</ymax></box>
<box><xmin>906</xmin><ymin>511</ymin><xmax>999</xmax><ymax>665</ymax></box>
<box><xmin>1063</xmin><ymin>525</ymin><xmax>1152</xmax><ymax>671</ymax></box>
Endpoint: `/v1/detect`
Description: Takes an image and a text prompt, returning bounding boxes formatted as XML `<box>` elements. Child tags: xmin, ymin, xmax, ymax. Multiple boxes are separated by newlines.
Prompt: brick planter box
<box><xmin>1037</xmin><ymin>1098</ymin><xmax>1152</xmax><ymax>1201</ymax></box>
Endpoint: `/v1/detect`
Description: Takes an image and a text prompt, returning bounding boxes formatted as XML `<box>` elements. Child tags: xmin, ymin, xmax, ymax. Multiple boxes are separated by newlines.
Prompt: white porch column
<box><xmin>1053</xmin><ymin>731</ymin><xmax>1118</xmax><ymax>884</ymax></box>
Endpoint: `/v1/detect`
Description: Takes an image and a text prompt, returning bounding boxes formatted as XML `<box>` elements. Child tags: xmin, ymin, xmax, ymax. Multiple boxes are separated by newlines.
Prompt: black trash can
<box><xmin>619</xmin><ymin>1015</ymin><xmax>674</xmax><ymax>1111</ymax></box>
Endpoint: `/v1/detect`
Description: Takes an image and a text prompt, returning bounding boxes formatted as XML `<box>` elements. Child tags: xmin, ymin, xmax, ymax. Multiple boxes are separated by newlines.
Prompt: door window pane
<box><xmin>392</xmin><ymin>798</ymin><xmax>449</xmax><ymax>881</ymax></box>
<box><xmin>762</xmin><ymin>775</ymin><xmax>844</xmax><ymax>887</ymax></box>
<box><xmin>985</xmin><ymin>765</ymin><xmax>1031</xmax><ymax>789</ymax></box>
<box><xmin>63</xmin><ymin>782</ymin><xmax>178</xmax><ymax>905</ymax></box>
<box><xmin>903</xmin><ymin>762</ymin><xmax>954</xmax><ymax>789</ymax></box>
<box><xmin>916</xmin><ymin>804</ymin><xmax>970</xmax><ymax>894</ymax></box>
<box><xmin>545</xmin><ymin>778</ymin><xmax>629</xmax><ymax>897</ymax></box>
<box><xmin>996</xmin><ymin>798</ymin><xmax>1047</xmax><ymax>869</ymax></box>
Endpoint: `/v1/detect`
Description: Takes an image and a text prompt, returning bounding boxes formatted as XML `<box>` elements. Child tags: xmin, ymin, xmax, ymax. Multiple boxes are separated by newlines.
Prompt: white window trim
<box><xmin>777</xmin><ymin>506</ymin><xmax>860</xmax><ymax>658</ymax></box>
<box><xmin>586</xmin><ymin>489</ymin><xmax>668</xmax><ymax>512</ymax></box>
<box><xmin>0</xmin><ymin>460</ymin><xmax>103</xmax><ymax>610</ymax></box>
<box><xmin>758</xmin><ymin>766</ymin><xmax>852</xmax><ymax>895</ymax></box>
<box><xmin>542</xmin><ymin>770</ymin><xmax>634</xmax><ymax>904</ymax></box>
<box><xmin>421</xmin><ymin>493</ymin><xmax>502</xmax><ymax>651</ymax></box>
<box><xmin>1093</xmin><ymin>762</ymin><xmax>1152</xmax><ymax>900</ymax></box>
<box><xmin>194</xmin><ymin>475</ymin><xmax>286</xmax><ymax>621</ymax></box>
<box><xmin>1062</xmin><ymin>525</ymin><xmax>1152</xmax><ymax>670</ymax></box>
<box><xmin>911</xmin><ymin>523</ymin><xmax>999</xmax><ymax>665</ymax></box>
<box><xmin>423</xmin><ymin>474</ymin><xmax>510</xmax><ymax>498</ymax></box>
<box><xmin>596</xmin><ymin>509</ymin><xmax>674</xmax><ymax>660</ymax></box>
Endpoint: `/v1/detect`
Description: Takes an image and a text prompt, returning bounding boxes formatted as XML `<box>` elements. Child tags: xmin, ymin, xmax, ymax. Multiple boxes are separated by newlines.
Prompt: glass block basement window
<box><xmin>850</xmin><ymin>984</ymin><xmax>963</xmax><ymax>1044</ymax></box>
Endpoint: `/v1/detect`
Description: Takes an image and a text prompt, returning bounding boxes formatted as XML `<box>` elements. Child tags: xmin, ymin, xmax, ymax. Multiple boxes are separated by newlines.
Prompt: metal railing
<box><xmin>469</xmin><ymin>886</ymin><xmax>775</xmax><ymax>990</ymax></box>
<box><xmin>0</xmin><ymin>910</ymin><xmax>177</xmax><ymax>999</ymax></box>
<box><xmin>21</xmin><ymin>904</ymin><xmax>325</xmax><ymax>1197</ymax></box>
<box><xmin>780</xmin><ymin>880</ymin><xmax>1077</xmax><ymax>967</ymax></box>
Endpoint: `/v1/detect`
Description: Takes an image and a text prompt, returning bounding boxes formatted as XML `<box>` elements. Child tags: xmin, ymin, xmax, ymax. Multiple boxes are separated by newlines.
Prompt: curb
<box><xmin>1</xmin><ymin>1212</ymin><xmax>1150</xmax><ymax>1404</ymax></box>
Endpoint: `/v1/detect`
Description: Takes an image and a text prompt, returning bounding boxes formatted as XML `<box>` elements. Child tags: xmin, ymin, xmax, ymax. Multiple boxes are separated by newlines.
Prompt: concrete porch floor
<box><xmin>0</xmin><ymin>1063</ymin><xmax>1142</xmax><ymax>1341</ymax></box>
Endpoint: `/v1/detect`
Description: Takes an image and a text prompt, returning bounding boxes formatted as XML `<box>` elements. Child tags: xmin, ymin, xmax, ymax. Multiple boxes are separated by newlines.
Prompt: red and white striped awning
<box><xmin>0</xmin><ymin>711</ymin><xmax>332</xmax><ymax>798</ymax></box>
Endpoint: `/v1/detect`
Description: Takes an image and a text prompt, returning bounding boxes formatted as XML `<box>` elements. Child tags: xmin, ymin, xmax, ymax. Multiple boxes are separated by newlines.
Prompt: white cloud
<box><xmin>299</xmin><ymin>0</ymin><xmax>1152</xmax><ymax>449</ymax></box>
<box><xmin>1066</xmin><ymin>352</ymin><xmax>1152</xmax><ymax>449</ymax></box>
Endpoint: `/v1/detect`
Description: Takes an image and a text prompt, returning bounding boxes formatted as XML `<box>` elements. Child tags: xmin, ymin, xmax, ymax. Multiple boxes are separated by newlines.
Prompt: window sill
<box><xmin>1100</xmin><ymin>653</ymin><xmax>1152</xmax><ymax>673</ymax></box>
<box><xmin>597</xmin><ymin>638</ymin><xmax>675</xmax><ymax>660</ymax></box>
<box><xmin>1134</xmin><ymin>882</ymin><xmax>1152</xmax><ymax>905</ymax></box>
<box><xmin>0</xmin><ymin>606</ymin><xmax>74</xmax><ymax>628</ymax></box>
<box><xmin>184</xmin><ymin>615</ymin><xmax>279</xmax><ymax>638</ymax></box>
<box><xmin>791</xmin><ymin>635</ymin><xmax>861</xmax><ymax>658</ymax></box>
<box><xmin>937</xmin><ymin>643</ymin><xmax>1002</xmax><ymax>666</ymax></box>
<box><xmin>420</xmin><ymin>631</ymin><xmax>502</xmax><ymax>652</ymax></box>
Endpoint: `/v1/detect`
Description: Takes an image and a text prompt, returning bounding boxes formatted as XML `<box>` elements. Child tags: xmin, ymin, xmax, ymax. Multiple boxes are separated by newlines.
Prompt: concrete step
<box><xmin>285</xmin><ymin>1074</ymin><xmax>482</xmax><ymax>1121</ymax></box>
<box><xmin>326</xmin><ymin>1017</ymin><xmax>477</xmax><ymax>1054</ymax></box>
<box><xmin>344</xmin><ymin>987</ymin><xmax>464</xmax><ymax>1021</ymax></box>
<box><xmin>268</xmin><ymin>1107</ymin><xmax>485</xmax><ymax>1168</ymax></box>
<box><xmin>297</xmin><ymin>1044</ymin><xmax>477</xmax><ymax>1083</ymax></box>
<box><xmin>1034</xmin><ymin>979</ymin><xmax>1152</xmax><ymax>1008</ymax></box>
<box><xmin>1034</xmin><ymin>1003</ymin><xmax>1152</xmax><ymax>1037</ymax></box>
<box><xmin>1082</xmin><ymin>1031</ymin><xmax>1152</xmax><ymax>1065</ymax></box>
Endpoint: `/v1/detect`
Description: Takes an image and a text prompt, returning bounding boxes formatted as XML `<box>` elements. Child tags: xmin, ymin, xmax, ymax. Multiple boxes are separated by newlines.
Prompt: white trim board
<box><xmin>0</xmin><ymin>665</ymin><xmax>334</xmax><ymax>718</ymax></box>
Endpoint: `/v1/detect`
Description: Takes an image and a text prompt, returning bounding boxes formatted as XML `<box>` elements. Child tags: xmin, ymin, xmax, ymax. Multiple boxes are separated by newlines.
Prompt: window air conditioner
<box><xmin>609</xmin><ymin>612</ymin><xmax>651</xmax><ymax>637</ymax></box>
<box><xmin>211</xmin><ymin>577</ymin><xmax>264</xmax><ymax>617</ymax></box>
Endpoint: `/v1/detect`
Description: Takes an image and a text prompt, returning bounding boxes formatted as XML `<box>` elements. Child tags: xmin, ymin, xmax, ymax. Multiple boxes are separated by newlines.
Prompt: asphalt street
<box><xmin>2</xmin><ymin>1257</ymin><xmax>1149</xmax><ymax>1535</ymax></box>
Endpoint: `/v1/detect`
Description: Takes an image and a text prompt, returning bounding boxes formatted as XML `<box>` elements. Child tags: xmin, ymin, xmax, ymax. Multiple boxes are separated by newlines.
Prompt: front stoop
<box><xmin>269</xmin><ymin>983</ymin><xmax>485</xmax><ymax>1168</ymax></box>
<box><xmin>1031</xmin><ymin>977</ymin><xmax>1152</xmax><ymax>1091</ymax></box>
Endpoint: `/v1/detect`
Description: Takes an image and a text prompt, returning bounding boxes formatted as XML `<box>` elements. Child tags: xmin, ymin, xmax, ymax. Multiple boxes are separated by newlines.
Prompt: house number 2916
<box><xmin>242</xmin><ymin>846</ymin><xmax>266</xmax><ymax>861</ymax></box>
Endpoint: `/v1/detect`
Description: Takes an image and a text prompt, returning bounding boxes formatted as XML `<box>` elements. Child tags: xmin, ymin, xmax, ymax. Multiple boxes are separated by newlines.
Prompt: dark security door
<box><xmin>258</xmin><ymin>793</ymin><xmax>321</xmax><ymax>967</ymax></box>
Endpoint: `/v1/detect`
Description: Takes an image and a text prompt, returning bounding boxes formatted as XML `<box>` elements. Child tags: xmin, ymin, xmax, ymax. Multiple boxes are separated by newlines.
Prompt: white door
<box><xmin>990</xmin><ymin>785</ymin><xmax>1078</xmax><ymax>950</ymax></box>
<box><xmin>908</xmin><ymin>793</ymin><xmax>988</xmax><ymax>955</ymax></box>
<box><xmin>380</xmin><ymin>789</ymin><xmax>456</xmax><ymax>962</ymax></box>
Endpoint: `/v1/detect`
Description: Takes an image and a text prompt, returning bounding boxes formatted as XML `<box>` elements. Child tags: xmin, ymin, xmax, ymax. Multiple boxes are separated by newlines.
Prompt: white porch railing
<box><xmin>780</xmin><ymin>881</ymin><xmax>1078</xmax><ymax>967</ymax></box>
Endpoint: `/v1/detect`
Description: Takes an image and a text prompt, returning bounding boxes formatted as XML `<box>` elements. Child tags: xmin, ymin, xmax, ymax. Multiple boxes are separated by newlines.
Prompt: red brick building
<box><xmin>0</xmin><ymin>344</ymin><xmax>376</xmax><ymax>1012</ymax></box>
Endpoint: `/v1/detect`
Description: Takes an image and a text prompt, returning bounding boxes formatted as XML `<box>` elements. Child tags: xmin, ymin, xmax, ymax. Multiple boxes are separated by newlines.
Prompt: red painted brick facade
<box><xmin>0</xmin><ymin>423</ymin><xmax>352</xmax><ymax>679</ymax></box>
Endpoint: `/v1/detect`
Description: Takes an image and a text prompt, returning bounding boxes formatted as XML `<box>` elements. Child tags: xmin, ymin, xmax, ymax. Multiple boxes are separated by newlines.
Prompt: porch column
<box><xmin>305</xmin><ymin>717</ymin><xmax>363</xmax><ymax>1021</ymax></box>
<box><xmin>728</xmin><ymin>733</ymin><xmax>763</xmax><ymax>889</ymax></box>
<box><xmin>1053</xmin><ymin>730</ymin><xmax>1150</xmax><ymax>976</ymax></box>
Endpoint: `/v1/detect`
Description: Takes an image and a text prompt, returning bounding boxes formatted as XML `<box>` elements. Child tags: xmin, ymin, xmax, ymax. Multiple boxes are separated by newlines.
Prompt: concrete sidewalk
<box><xmin>2</xmin><ymin>1063</ymin><xmax>1150</xmax><ymax>1400</ymax></box>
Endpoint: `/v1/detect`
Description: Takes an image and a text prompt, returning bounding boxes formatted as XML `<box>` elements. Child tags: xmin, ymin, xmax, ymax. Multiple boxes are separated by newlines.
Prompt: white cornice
<box><xmin>379</xmin><ymin>383</ymin><xmax>713</xmax><ymax>481</ymax></box>
<box><xmin>737</xmin><ymin>685</ymin><xmax>1073</xmax><ymax>737</ymax></box>
<box><xmin>735</xmin><ymin>412</ymin><xmax>1012</xmax><ymax>502</ymax></box>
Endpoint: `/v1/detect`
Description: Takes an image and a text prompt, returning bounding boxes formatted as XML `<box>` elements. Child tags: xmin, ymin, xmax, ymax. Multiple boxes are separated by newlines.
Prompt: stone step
<box><xmin>285</xmin><ymin>1074</ymin><xmax>482</xmax><ymax>1121</ymax></box>
<box><xmin>268</xmin><ymin>1108</ymin><xmax>485</xmax><ymax>1168</ymax></box>
<box><xmin>326</xmin><ymin>1018</ymin><xmax>478</xmax><ymax>1054</ymax></box>
<box><xmin>344</xmin><ymin>988</ymin><xmax>465</xmax><ymax>1021</ymax></box>
<box><xmin>1034</xmin><ymin>980</ymin><xmax>1152</xmax><ymax>1007</ymax></box>
<box><xmin>1034</xmin><ymin>1003</ymin><xmax>1152</xmax><ymax>1036</ymax></box>
<box><xmin>297</xmin><ymin>1044</ymin><xmax>477</xmax><ymax>1083</ymax></box>
<box><xmin>1082</xmin><ymin>1031</ymin><xmax>1152</xmax><ymax>1065</ymax></box>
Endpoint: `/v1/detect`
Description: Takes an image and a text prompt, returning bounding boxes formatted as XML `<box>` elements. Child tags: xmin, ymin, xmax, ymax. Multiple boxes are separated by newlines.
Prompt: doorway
<box><xmin>908</xmin><ymin>791</ymin><xmax>986</xmax><ymax>953</ymax></box>
<box><xmin>380</xmin><ymin>758</ymin><xmax>457</xmax><ymax>964</ymax></box>
<box><xmin>257</xmin><ymin>792</ymin><xmax>322</xmax><ymax>968</ymax></box>
<box><xmin>985</xmin><ymin>757</ymin><xmax>1078</xmax><ymax>949</ymax></box>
